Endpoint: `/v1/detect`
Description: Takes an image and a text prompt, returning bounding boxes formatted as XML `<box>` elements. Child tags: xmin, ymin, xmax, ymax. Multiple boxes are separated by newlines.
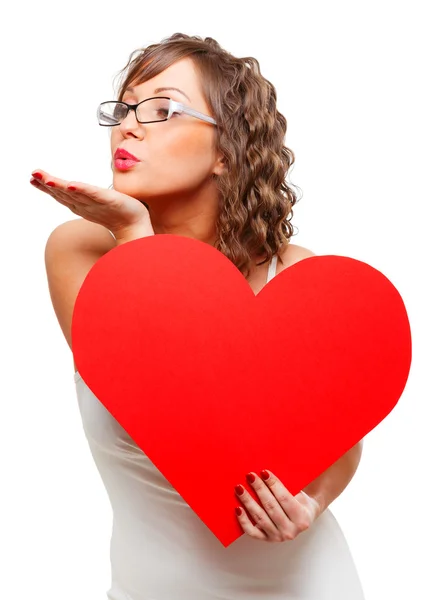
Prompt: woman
<box><xmin>31</xmin><ymin>33</ymin><xmax>365</xmax><ymax>600</ymax></box>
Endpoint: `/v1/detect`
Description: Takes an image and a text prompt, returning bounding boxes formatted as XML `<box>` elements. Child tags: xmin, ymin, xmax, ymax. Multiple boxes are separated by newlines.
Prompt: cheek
<box><xmin>156</xmin><ymin>127</ymin><xmax>215</xmax><ymax>170</ymax></box>
<box><xmin>110</xmin><ymin>131</ymin><xmax>120</xmax><ymax>157</ymax></box>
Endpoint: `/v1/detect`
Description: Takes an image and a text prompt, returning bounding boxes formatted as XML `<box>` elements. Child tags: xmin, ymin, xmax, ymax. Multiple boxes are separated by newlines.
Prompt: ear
<box><xmin>213</xmin><ymin>153</ymin><xmax>226</xmax><ymax>177</ymax></box>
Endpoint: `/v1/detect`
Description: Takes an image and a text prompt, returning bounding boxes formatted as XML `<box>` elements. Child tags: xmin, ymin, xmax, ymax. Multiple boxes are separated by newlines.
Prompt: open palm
<box><xmin>30</xmin><ymin>169</ymin><xmax>150</xmax><ymax>234</ymax></box>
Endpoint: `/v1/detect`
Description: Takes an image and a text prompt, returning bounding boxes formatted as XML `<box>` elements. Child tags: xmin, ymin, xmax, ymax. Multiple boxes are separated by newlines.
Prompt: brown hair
<box><xmin>113</xmin><ymin>33</ymin><xmax>302</xmax><ymax>278</ymax></box>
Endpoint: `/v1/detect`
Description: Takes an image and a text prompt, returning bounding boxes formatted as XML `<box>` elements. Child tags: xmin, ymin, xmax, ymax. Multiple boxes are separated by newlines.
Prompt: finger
<box><xmin>30</xmin><ymin>172</ymin><xmax>83</xmax><ymax>203</ymax></box>
<box><xmin>30</xmin><ymin>170</ymin><xmax>46</xmax><ymax>182</ymax></box>
<box><xmin>31</xmin><ymin>171</ymin><xmax>88</xmax><ymax>206</ymax></box>
<box><xmin>30</xmin><ymin>177</ymin><xmax>60</xmax><ymax>197</ymax></box>
<box><xmin>31</xmin><ymin>171</ymin><xmax>117</xmax><ymax>207</ymax></box>
<box><xmin>235</xmin><ymin>484</ymin><xmax>279</xmax><ymax>538</ymax></box>
<box><xmin>260</xmin><ymin>470</ymin><xmax>311</xmax><ymax>532</ymax></box>
<box><xmin>31</xmin><ymin>170</ymin><xmax>70</xmax><ymax>189</ymax></box>
<box><xmin>246</xmin><ymin>472</ymin><xmax>295</xmax><ymax>533</ymax></box>
<box><xmin>30</xmin><ymin>177</ymin><xmax>80</xmax><ymax>214</ymax></box>
<box><xmin>33</xmin><ymin>172</ymin><xmax>109</xmax><ymax>204</ymax></box>
<box><xmin>63</xmin><ymin>181</ymin><xmax>124</xmax><ymax>209</ymax></box>
<box><xmin>235</xmin><ymin>506</ymin><xmax>268</xmax><ymax>541</ymax></box>
<box><xmin>31</xmin><ymin>170</ymin><xmax>67</xmax><ymax>189</ymax></box>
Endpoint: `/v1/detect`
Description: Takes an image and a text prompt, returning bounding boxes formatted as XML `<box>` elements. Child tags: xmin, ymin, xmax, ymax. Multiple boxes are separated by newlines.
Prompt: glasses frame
<box><xmin>97</xmin><ymin>96</ymin><xmax>217</xmax><ymax>127</ymax></box>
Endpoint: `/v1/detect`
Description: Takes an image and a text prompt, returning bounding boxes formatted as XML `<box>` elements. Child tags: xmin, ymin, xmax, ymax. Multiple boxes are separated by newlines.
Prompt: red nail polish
<box><xmin>46</xmin><ymin>181</ymin><xmax>56</xmax><ymax>187</ymax></box>
<box><xmin>246</xmin><ymin>472</ymin><xmax>256</xmax><ymax>484</ymax></box>
<box><xmin>32</xmin><ymin>172</ymin><xmax>43</xmax><ymax>180</ymax></box>
<box><xmin>67</xmin><ymin>186</ymin><xmax>76</xmax><ymax>191</ymax></box>
<box><xmin>261</xmin><ymin>470</ymin><xmax>270</xmax><ymax>481</ymax></box>
<box><xmin>235</xmin><ymin>484</ymin><xmax>245</xmax><ymax>496</ymax></box>
<box><xmin>235</xmin><ymin>507</ymin><xmax>243</xmax><ymax>516</ymax></box>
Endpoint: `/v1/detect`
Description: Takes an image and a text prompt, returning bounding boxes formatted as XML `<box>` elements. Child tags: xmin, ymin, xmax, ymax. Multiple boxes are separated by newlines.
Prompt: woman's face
<box><xmin>109</xmin><ymin>57</ymin><xmax>224</xmax><ymax>208</ymax></box>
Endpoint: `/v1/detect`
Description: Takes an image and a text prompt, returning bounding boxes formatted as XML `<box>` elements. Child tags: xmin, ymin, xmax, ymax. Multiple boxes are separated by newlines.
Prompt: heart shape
<box><xmin>72</xmin><ymin>234</ymin><xmax>411</xmax><ymax>547</ymax></box>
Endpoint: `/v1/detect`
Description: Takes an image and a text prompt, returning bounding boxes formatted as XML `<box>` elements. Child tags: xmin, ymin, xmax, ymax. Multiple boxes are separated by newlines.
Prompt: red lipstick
<box><xmin>114</xmin><ymin>147</ymin><xmax>141</xmax><ymax>170</ymax></box>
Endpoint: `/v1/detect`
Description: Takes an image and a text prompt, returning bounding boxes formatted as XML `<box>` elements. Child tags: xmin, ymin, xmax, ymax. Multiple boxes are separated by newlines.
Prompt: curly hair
<box><xmin>112</xmin><ymin>33</ymin><xmax>302</xmax><ymax>278</ymax></box>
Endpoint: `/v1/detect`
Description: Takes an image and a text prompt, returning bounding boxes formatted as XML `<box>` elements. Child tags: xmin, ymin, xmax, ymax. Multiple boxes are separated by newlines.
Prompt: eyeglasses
<box><xmin>97</xmin><ymin>96</ymin><xmax>217</xmax><ymax>127</ymax></box>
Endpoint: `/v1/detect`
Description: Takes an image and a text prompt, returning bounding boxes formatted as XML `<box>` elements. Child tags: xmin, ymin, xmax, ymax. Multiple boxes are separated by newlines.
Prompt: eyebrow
<box><xmin>124</xmin><ymin>86</ymin><xmax>191</xmax><ymax>102</ymax></box>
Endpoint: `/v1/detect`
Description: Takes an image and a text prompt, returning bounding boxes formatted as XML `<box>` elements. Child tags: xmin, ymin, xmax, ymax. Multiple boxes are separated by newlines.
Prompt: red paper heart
<box><xmin>72</xmin><ymin>234</ymin><xmax>411</xmax><ymax>547</ymax></box>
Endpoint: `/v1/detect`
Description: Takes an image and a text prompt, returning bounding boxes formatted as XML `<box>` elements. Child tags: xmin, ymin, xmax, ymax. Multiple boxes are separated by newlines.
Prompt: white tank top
<box><xmin>74</xmin><ymin>253</ymin><xmax>365</xmax><ymax>600</ymax></box>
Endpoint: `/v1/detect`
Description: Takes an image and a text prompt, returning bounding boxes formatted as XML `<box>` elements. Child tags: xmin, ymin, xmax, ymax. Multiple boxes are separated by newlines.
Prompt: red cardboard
<box><xmin>72</xmin><ymin>234</ymin><xmax>412</xmax><ymax>547</ymax></box>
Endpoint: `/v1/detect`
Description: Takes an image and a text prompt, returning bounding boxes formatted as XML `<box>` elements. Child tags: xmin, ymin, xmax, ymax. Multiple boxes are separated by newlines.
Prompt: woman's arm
<box><xmin>302</xmin><ymin>439</ymin><xmax>364</xmax><ymax>514</ymax></box>
<box><xmin>44</xmin><ymin>219</ymin><xmax>117</xmax><ymax>362</ymax></box>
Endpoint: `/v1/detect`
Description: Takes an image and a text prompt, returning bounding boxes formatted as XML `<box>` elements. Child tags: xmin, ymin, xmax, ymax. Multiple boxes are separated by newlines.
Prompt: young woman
<box><xmin>31</xmin><ymin>33</ymin><xmax>365</xmax><ymax>600</ymax></box>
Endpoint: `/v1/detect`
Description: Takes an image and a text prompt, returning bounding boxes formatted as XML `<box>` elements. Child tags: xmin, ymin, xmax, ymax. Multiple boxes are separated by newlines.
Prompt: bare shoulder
<box><xmin>45</xmin><ymin>217</ymin><xmax>116</xmax><ymax>255</ymax></box>
<box><xmin>278</xmin><ymin>242</ymin><xmax>316</xmax><ymax>272</ymax></box>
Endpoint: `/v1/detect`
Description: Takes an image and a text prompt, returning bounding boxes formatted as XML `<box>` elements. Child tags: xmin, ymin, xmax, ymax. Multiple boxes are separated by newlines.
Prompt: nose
<box><xmin>119</xmin><ymin>107</ymin><xmax>144</xmax><ymax>137</ymax></box>
<box><xmin>120</xmin><ymin>106</ymin><xmax>140</xmax><ymax>126</ymax></box>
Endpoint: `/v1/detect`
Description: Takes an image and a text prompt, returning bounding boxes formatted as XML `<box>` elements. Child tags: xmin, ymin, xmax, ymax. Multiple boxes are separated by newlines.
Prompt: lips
<box><xmin>114</xmin><ymin>148</ymin><xmax>140</xmax><ymax>162</ymax></box>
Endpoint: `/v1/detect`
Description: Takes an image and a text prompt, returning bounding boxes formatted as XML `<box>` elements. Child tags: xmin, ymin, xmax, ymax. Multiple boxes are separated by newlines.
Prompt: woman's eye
<box><xmin>157</xmin><ymin>109</ymin><xmax>180</xmax><ymax>117</ymax></box>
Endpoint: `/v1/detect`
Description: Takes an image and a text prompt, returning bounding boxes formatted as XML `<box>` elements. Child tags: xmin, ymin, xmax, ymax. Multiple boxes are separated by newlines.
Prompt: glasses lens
<box><xmin>98</xmin><ymin>102</ymin><xmax>127</xmax><ymax>125</ymax></box>
<box><xmin>137</xmin><ymin>98</ymin><xmax>171</xmax><ymax>123</ymax></box>
<box><xmin>97</xmin><ymin>98</ymin><xmax>171</xmax><ymax>125</ymax></box>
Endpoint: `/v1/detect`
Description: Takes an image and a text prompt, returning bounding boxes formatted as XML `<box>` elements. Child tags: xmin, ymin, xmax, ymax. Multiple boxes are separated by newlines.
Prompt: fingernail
<box><xmin>235</xmin><ymin>507</ymin><xmax>243</xmax><ymax>516</ymax></box>
<box><xmin>67</xmin><ymin>186</ymin><xmax>76</xmax><ymax>191</ymax></box>
<box><xmin>235</xmin><ymin>484</ymin><xmax>245</xmax><ymax>496</ymax></box>
<box><xmin>261</xmin><ymin>470</ymin><xmax>270</xmax><ymax>481</ymax></box>
<box><xmin>32</xmin><ymin>172</ymin><xmax>43</xmax><ymax>180</ymax></box>
<box><xmin>246</xmin><ymin>472</ymin><xmax>256</xmax><ymax>484</ymax></box>
<box><xmin>46</xmin><ymin>181</ymin><xmax>56</xmax><ymax>187</ymax></box>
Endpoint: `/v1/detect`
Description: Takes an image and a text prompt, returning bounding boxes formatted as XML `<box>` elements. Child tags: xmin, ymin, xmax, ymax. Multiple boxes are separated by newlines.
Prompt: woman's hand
<box><xmin>30</xmin><ymin>169</ymin><xmax>153</xmax><ymax>237</ymax></box>
<box><xmin>234</xmin><ymin>470</ymin><xmax>322</xmax><ymax>542</ymax></box>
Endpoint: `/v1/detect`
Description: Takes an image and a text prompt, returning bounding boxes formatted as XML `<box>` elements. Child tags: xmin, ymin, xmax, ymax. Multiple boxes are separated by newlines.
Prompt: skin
<box><xmin>110</xmin><ymin>57</ymin><xmax>226</xmax><ymax>247</ymax></box>
<box><xmin>30</xmin><ymin>56</ymin><xmax>363</xmax><ymax>544</ymax></box>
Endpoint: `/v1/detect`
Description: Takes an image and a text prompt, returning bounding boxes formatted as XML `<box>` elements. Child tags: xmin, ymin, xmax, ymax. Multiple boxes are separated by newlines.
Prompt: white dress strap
<box><xmin>266</xmin><ymin>254</ymin><xmax>278</xmax><ymax>283</ymax></box>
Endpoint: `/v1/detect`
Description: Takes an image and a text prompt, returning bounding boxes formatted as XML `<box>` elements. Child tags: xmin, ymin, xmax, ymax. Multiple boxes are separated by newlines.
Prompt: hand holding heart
<box><xmin>234</xmin><ymin>469</ymin><xmax>321</xmax><ymax>542</ymax></box>
<box><xmin>30</xmin><ymin>169</ymin><xmax>152</xmax><ymax>236</ymax></box>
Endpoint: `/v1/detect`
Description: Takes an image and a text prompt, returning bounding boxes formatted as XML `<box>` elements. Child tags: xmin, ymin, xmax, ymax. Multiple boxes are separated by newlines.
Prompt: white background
<box><xmin>1</xmin><ymin>1</ymin><xmax>430</xmax><ymax>599</ymax></box>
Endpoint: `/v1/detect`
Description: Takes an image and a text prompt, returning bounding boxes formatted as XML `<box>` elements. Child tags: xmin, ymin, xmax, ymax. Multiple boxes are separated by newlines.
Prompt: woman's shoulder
<box><xmin>278</xmin><ymin>242</ymin><xmax>316</xmax><ymax>270</ymax></box>
<box><xmin>46</xmin><ymin>218</ymin><xmax>117</xmax><ymax>254</ymax></box>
